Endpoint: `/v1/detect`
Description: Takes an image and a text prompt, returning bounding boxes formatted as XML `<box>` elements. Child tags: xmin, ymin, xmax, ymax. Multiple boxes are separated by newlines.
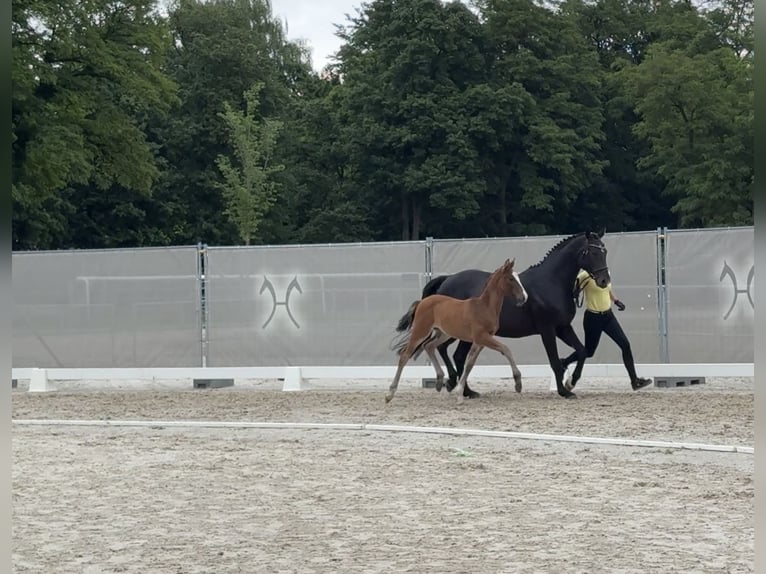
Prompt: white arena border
<box><xmin>12</xmin><ymin>418</ymin><xmax>754</xmax><ymax>455</ymax></box>
<box><xmin>11</xmin><ymin>362</ymin><xmax>755</xmax><ymax>393</ymax></box>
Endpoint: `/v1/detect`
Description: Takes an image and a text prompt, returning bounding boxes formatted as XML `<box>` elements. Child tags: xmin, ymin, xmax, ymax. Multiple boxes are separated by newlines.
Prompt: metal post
<box><xmin>425</xmin><ymin>236</ymin><xmax>434</xmax><ymax>284</ymax></box>
<box><xmin>656</xmin><ymin>228</ymin><xmax>670</xmax><ymax>363</ymax></box>
<box><xmin>196</xmin><ymin>243</ymin><xmax>209</xmax><ymax>368</ymax></box>
<box><xmin>423</xmin><ymin>237</ymin><xmax>434</xmax><ymax>370</ymax></box>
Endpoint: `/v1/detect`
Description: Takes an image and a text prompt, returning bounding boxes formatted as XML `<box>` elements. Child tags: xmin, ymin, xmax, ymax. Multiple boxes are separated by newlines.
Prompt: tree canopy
<box><xmin>12</xmin><ymin>0</ymin><xmax>753</xmax><ymax>250</ymax></box>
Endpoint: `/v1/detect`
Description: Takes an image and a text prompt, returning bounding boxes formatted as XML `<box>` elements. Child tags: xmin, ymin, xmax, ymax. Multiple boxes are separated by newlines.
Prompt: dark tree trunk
<box><xmin>401</xmin><ymin>192</ymin><xmax>410</xmax><ymax>240</ymax></box>
<box><xmin>497</xmin><ymin>163</ymin><xmax>513</xmax><ymax>236</ymax></box>
<box><xmin>411</xmin><ymin>196</ymin><xmax>421</xmax><ymax>240</ymax></box>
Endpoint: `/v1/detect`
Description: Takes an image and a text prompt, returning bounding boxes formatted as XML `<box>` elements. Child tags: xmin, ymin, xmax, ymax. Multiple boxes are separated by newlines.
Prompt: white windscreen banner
<box><xmin>13</xmin><ymin>247</ymin><xmax>201</xmax><ymax>367</ymax></box>
<box><xmin>665</xmin><ymin>228</ymin><xmax>754</xmax><ymax>363</ymax></box>
<box><xmin>205</xmin><ymin>242</ymin><xmax>427</xmax><ymax>366</ymax></box>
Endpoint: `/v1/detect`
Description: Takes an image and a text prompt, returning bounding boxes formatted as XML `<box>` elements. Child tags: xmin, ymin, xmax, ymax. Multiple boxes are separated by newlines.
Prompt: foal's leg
<box><xmin>386</xmin><ymin>324</ymin><xmax>432</xmax><ymax>403</ymax></box>
<box><xmin>475</xmin><ymin>332</ymin><xmax>523</xmax><ymax>392</ymax></box>
<box><xmin>456</xmin><ymin>344</ymin><xmax>483</xmax><ymax>404</ymax></box>
<box><xmin>385</xmin><ymin>342</ymin><xmax>415</xmax><ymax>403</ymax></box>
<box><xmin>386</xmin><ymin>304</ymin><xmax>438</xmax><ymax>402</ymax></box>
<box><xmin>424</xmin><ymin>331</ymin><xmax>451</xmax><ymax>391</ymax></box>
<box><xmin>448</xmin><ymin>340</ymin><xmax>481</xmax><ymax>399</ymax></box>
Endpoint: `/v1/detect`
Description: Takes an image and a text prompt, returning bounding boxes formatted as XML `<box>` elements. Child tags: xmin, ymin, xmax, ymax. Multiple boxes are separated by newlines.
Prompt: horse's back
<box><xmin>436</xmin><ymin>269</ymin><xmax>490</xmax><ymax>299</ymax></box>
<box><xmin>416</xmin><ymin>293</ymin><xmax>464</xmax><ymax>319</ymax></box>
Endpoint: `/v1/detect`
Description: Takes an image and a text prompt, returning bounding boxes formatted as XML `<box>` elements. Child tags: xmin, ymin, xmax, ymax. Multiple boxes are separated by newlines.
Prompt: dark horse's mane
<box><xmin>526</xmin><ymin>232</ymin><xmax>586</xmax><ymax>270</ymax></box>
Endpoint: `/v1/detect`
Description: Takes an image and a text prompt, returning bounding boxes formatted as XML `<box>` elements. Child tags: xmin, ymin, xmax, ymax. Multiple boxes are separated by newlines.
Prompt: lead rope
<box><xmin>573</xmin><ymin>277</ymin><xmax>585</xmax><ymax>309</ymax></box>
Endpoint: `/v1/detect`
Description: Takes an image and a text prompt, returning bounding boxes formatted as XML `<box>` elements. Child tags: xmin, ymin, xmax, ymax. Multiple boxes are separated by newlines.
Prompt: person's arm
<box><xmin>610</xmin><ymin>286</ymin><xmax>625</xmax><ymax>311</ymax></box>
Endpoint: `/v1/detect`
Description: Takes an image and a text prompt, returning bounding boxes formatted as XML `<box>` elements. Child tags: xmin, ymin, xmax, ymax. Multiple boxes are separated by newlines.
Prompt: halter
<box><xmin>573</xmin><ymin>242</ymin><xmax>609</xmax><ymax>307</ymax></box>
<box><xmin>580</xmin><ymin>242</ymin><xmax>608</xmax><ymax>279</ymax></box>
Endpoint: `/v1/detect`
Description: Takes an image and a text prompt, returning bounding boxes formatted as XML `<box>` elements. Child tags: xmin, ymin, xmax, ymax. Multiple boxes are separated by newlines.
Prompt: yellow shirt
<box><xmin>576</xmin><ymin>269</ymin><xmax>612</xmax><ymax>312</ymax></box>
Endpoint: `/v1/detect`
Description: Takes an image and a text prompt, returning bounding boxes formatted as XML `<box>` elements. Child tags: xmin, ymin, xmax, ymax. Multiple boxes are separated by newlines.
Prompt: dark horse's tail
<box><xmin>389</xmin><ymin>274</ymin><xmax>450</xmax><ymax>357</ymax></box>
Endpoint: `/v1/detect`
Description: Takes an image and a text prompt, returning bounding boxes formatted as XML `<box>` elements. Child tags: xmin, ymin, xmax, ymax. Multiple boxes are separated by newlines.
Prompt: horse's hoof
<box><xmin>565</xmin><ymin>393</ymin><xmax>578</xmax><ymax>399</ymax></box>
<box><xmin>466</xmin><ymin>390</ymin><xmax>481</xmax><ymax>399</ymax></box>
<box><xmin>384</xmin><ymin>395</ymin><xmax>392</xmax><ymax>404</ymax></box>
<box><xmin>514</xmin><ymin>380</ymin><xmax>522</xmax><ymax>393</ymax></box>
<box><xmin>435</xmin><ymin>381</ymin><xmax>443</xmax><ymax>392</ymax></box>
<box><xmin>446</xmin><ymin>380</ymin><xmax>457</xmax><ymax>392</ymax></box>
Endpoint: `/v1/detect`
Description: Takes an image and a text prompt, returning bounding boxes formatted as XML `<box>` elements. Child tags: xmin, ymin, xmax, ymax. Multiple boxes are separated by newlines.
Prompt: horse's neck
<box><xmin>542</xmin><ymin>242</ymin><xmax>583</xmax><ymax>284</ymax></box>
<box><xmin>478</xmin><ymin>279</ymin><xmax>505</xmax><ymax>315</ymax></box>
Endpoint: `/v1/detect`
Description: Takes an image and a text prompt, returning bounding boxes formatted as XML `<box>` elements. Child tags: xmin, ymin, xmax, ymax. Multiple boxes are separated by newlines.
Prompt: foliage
<box><xmin>11</xmin><ymin>0</ymin><xmax>753</xmax><ymax>250</ymax></box>
<box><xmin>216</xmin><ymin>84</ymin><xmax>284</xmax><ymax>245</ymax></box>
<box><xmin>12</xmin><ymin>0</ymin><xmax>177</xmax><ymax>249</ymax></box>
<box><xmin>622</xmin><ymin>43</ymin><xmax>753</xmax><ymax>226</ymax></box>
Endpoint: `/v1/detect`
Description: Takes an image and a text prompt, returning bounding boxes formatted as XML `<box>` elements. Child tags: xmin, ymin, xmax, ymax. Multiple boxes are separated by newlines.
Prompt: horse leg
<box><xmin>385</xmin><ymin>344</ymin><xmax>414</xmax><ymax>403</ymax></box>
<box><xmin>436</xmin><ymin>337</ymin><xmax>456</xmax><ymax>392</ymax></box>
<box><xmin>386</xmin><ymin>321</ymin><xmax>432</xmax><ymax>403</ymax></box>
<box><xmin>445</xmin><ymin>341</ymin><xmax>465</xmax><ymax>391</ymax></box>
<box><xmin>556</xmin><ymin>324</ymin><xmax>586</xmax><ymax>391</ymax></box>
<box><xmin>475</xmin><ymin>333</ymin><xmax>523</xmax><ymax>393</ymax></box>
<box><xmin>456</xmin><ymin>344</ymin><xmax>483</xmax><ymax>404</ymax></box>
<box><xmin>424</xmin><ymin>332</ymin><xmax>450</xmax><ymax>391</ymax></box>
<box><xmin>448</xmin><ymin>340</ymin><xmax>480</xmax><ymax>399</ymax></box>
<box><xmin>540</xmin><ymin>326</ymin><xmax>575</xmax><ymax>399</ymax></box>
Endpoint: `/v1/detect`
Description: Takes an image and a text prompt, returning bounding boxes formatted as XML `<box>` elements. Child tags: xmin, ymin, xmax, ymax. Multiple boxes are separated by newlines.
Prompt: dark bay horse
<box><xmin>393</xmin><ymin>231</ymin><xmax>610</xmax><ymax>399</ymax></box>
<box><xmin>386</xmin><ymin>259</ymin><xmax>528</xmax><ymax>404</ymax></box>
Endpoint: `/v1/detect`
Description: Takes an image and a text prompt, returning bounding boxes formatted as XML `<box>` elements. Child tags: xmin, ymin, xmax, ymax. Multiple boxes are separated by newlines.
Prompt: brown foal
<box><xmin>386</xmin><ymin>258</ymin><xmax>528</xmax><ymax>404</ymax></box>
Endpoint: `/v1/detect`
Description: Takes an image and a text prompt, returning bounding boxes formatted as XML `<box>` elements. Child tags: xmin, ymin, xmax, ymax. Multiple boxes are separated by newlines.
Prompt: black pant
<box><xmin>562</xmin><ymin>309</ymin><xmax>638</xmax><ymax>382</ymax></box>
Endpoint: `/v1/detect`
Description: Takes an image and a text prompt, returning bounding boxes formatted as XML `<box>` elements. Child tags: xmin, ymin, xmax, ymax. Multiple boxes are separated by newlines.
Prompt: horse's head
<box><xmin>497</xmin><ymin>258</ymin><xmax>528</xmax><ymax>306</ymax></box>
<box><xmin>578</xmin><ymin>230</ymin><xmax>610</xmax><ymax>288</ymax></box>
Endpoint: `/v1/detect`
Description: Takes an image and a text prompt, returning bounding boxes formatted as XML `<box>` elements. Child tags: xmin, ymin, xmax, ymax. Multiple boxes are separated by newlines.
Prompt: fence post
<box><xmin>656</xmin><ymin>228</ymin><xmax>670</xmax><ymax>363</ymax></box>
<box><xmin>423</xmin><ymin>237</ymin><xmax>434</xmax><ymax>370</ymax></box>
<box><xmin>197</xmin><ymin>243</ymin><xmax>209</xmax><ymax>368</ymax></box>
<box><xmin>425</xmin><ymin>236</ymin><xmax>434</xmax><ymax>284</ymax></box>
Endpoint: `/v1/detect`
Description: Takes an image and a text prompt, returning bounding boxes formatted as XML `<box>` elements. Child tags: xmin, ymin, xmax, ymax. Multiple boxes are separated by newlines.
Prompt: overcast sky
<box><xmin>271</xmin><ymin>0</ymin><xmax>362</xmax><ymax>71</ymax></box>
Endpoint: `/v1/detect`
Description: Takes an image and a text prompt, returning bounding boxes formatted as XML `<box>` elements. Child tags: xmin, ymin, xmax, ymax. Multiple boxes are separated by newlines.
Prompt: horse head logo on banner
<box><xmin>719</xmin><ymin>261</ymin><xmax>754</xmax><ymax>320</ymax></box>
<box><xmin>259</xmin><ymin>275</ymin><xmax>303</xmax><ymax>329</ymax></box>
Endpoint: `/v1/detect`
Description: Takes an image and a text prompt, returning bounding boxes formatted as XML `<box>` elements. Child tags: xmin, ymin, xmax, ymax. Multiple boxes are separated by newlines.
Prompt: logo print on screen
<box><xmin>719</xmin><ymin>261</ymin><xmax>754</xmax><ymax>320</ymax></box>
<box><xmin>259</xmin><ymin>276</ymin><xmax>302</xmax><ymax>329</ymax></box>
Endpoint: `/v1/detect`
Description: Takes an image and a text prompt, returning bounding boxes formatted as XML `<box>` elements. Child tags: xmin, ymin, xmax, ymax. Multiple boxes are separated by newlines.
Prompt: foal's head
<box><xmin>492</xmin><ymin>258</ymin><xmax>528</xmax><ymax>307</ymax></box>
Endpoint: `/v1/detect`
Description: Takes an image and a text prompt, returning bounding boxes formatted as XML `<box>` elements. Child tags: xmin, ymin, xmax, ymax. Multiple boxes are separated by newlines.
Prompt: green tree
<box><xmin>12</xmin><ymin>0</ymin><xmax>176</xmax><ymax>249</ymax></box>
<box><xmin>216</xmin><ymin>84</ymin><xmax>285</xmax><ymax>245</ymax></box>
<box><xmin>157</xmin><ymin>0</ymin><xmax>311</xmax><ymax>245</ymax></box>
<box><xmin>622</xmin><ymin>43</ymin><xmax>753</xmax><ymax>226</ymax></box>
<box><xmin>336</xmin><ymin>0</ymin><xmax>491</xmax><ymax>240</ymax></box>
<box><xmin>561</xmin><ymin>0</ymin><xmax>676</xmax><ymax>231</ymax></box>
<box><xmin>477</xmin><ymin>0</ymin><xmax>607</xmax><ymax>235</ymax></box>
<box><xmin>272</xmin><ymin>74</ymin><xmax>376</xmax><ymax>244</ymax></box>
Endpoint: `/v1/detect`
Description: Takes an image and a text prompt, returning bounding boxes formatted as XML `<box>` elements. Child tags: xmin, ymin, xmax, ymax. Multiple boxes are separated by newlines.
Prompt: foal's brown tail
<box><xmin>391</xmin><ymin>299</ymin><xmax>439</xmax><ymax>360</ymax></box>
<box><xmin>394</xmin><ymin>275</ymin><xmax>449</xmax><ymax>335</ymax></box>
<box><xmin>395</xmin><ymin>300</ymin><xmax>420</xmax><ymax>333</ymax></box>
<box><xmin>390</xmin><ymin>300</ymin><xmax>420</xmax><ymax>355</ymax></box>
<box><xmin>390</xmin><ymin>327</ymin><xmax>434</xmax><ymax>361</ymax></box>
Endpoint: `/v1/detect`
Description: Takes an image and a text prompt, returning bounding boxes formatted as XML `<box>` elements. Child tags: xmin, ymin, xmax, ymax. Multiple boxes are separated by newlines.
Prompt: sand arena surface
<box><xmin>12</xmin><ymin>377</ymin><xmax>754</xmax><ymax>573</ymax></box>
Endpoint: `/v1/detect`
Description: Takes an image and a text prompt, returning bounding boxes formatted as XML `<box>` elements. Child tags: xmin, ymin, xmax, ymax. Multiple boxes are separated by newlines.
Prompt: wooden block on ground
<box><xmin>193</xmin><ymin>378</ymin><xmax>234</xmax><ymax>389</ymax></box>
<box><xmin>421</xmin><ymin>378</ymin><xmax>438</xmax><ymax>389</ymax></box>
<box><xmin>654</xmin><ymin>376</ymin><xmax>706</xmax><ymax>388</ymax></box>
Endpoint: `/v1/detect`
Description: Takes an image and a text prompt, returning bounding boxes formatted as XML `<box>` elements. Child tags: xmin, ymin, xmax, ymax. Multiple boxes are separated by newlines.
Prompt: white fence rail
<box><xmin>12</xmin><ymin>363</ymin><xmax>754</xmax><ymax>393</ymax></box>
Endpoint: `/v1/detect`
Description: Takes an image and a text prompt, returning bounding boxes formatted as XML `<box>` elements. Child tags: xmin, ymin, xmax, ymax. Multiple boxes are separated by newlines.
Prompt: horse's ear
<box><xmin>598</xmin><ymin>227</ymin><xmax>606</xmax><ymax>238</ymax></box>
<box><xmin>509</xmin><ymin>258</ymin><xmax>515</xmax><ymax>268</ymax></box>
